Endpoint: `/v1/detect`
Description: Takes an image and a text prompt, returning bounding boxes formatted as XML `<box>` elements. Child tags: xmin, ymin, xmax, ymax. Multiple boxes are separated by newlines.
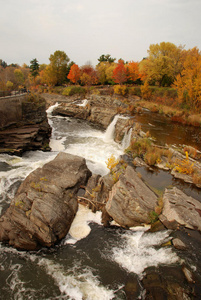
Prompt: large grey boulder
<box><xmin>105</xmin><ymin>166</ymin><xmax>158</xmax><ymax>227</ymax></box>
<box><xmin>0</xmin><ymin>152</ymin><xmax>91</xmax><ymax>250</ymax></box>
<box><xmin>160</xmin><ymin>187</ymin><xmax>201</xmax><ymax>231</ymax></box>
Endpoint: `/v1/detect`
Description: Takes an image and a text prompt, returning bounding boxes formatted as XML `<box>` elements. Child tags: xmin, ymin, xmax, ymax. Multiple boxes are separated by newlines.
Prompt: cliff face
<box><xmin>0</xmin><ymin>94</ymin><xmax>51</xmax><ymax>155</ymax></box>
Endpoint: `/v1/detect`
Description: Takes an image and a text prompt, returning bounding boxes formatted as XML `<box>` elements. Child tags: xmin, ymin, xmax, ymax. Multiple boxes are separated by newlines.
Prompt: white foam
<box><xmin>49</xmin><ymin>137</ymin><xmax>66</xmax><ymax>152</ymax></box>
<box><xmin>77</xmin><ymin>99</ymin><xmax>88</xmax><ymax>107</ymax></box>
<box><xmin>111</xmin><ymin>230</ymin><xmax>179</xmax><ymax>276</ymax></box>
<box><xmin>46</xmin><ymin>102</ymin><xmax>60</xmax><ymax>117</ymax></box>
<box><xmin>38</xmin><ymin>258</ymin><xmax>115</xmax><ymax>300</ymax></box>
<box><xmin>65</xmin><ymin>205</ymin><xmax>102</xmax><ymax>243</ymax></box>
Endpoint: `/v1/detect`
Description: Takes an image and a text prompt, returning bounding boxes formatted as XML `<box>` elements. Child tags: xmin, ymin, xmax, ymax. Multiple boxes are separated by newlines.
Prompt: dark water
<box><xmin>134</xmin><ymin>110</ymin><xmax>201</xmax><ymax>150</ymax></box>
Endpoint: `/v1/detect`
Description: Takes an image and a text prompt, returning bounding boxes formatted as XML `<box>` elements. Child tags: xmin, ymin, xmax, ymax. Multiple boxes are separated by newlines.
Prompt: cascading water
<box><xmin>0</xmin><ymin>104</ymin><xmax>181</xmax><ymax>299</ymax></box>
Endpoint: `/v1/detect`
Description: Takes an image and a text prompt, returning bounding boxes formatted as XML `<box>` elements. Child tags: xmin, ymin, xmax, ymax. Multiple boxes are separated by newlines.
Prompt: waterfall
<box><xmin>104</xmin><ymin>115</ymin><xmax>129</xmax><ymax>142</ymax></box>
<box><xmin>122</xmin><ymin>128</ymin><xmax>132</xmax><ymax>150</ymax></box>
<box><xmin>46</xmin><ymin>102</ymin><xmax>59</xmax><ymax>117</ymax></box>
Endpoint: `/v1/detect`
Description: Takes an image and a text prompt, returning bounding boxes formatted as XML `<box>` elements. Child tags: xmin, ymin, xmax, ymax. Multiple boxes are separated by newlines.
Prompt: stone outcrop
<box><xmin>160</xmin><ymin>187</ymin><xmax>201</xmax><ymax>231</ymax></box>
<box><xmin>0</xmin><ymin>152</ymin><xmax>92</xmax><ymax>250</ymax></box>
<box><xmin>52</xmin><ymin>103</ymin><xmax>90</xmax><ymax>120</ymax></box>
<box><xmin>105</xmin><ymin>165</ymin><xmax>158</xmax><ymax>227</ymax></box>
<box><xmin>0</xmin><ymin>94</ymin><xmax>51</xmax><ymax>154</ymax></box>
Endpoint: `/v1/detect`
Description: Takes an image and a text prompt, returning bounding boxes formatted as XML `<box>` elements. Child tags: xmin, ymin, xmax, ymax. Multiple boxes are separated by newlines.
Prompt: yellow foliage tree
<box><xmin>174</xmin><ymin>47</ymin><xmax>201</xmax><ymax>110</ymax></box>
<box><xmin>139</xmin><ymin>42</ymin><xmax>184</xmax><ymax>86</ymax></box>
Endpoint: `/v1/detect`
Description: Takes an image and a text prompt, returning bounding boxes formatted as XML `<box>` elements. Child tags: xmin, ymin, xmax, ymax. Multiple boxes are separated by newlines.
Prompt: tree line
<box><xmin>1</xmin><ymin>42</ymin><xmax>201</xmax><ymax>110</ymax></box>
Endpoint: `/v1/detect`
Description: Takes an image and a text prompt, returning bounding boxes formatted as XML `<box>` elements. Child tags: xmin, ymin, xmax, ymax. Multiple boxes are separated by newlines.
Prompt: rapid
<box><xmin>0</xmin><ymin>102</ymin><xmax>191</xmax><ymax>299</ymax></box>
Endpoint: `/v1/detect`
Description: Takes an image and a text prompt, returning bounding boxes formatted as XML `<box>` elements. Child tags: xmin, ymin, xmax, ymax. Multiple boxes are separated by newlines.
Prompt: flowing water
<box><xmin>0</xmin><ymin>103</ymin><xmax>200</xmax><ymax>299</ymax></box>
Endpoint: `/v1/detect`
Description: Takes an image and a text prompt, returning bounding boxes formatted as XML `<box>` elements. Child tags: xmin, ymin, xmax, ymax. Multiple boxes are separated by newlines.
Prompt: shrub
<box><xmin>62</xmin><ymin>86</ymin><xmax>86</xmax><ymax>96</ymax></box>
<box><xmin>141</xmin><ymin>81</ymin><xmax>152</xmax><ymax>100</ymax></box>
<box><xmin>128</xmin><ymin>86</ymin><xmax>141</xmax><ymax>97</ymax></box>
<box><xmin>128</xmin><ymin>137</ymin><xmax>152</xmax><ymax>157</ymax></box>
<box><xmin>106</xmin><ymin>154</ymin><xmax>119</xmax><ymax>171</ymax></box>
<box><xmin>173</xmin><ymin>151</ymin><xmax>195</xmax><ymax>175</ymax></box>
<box><xmin>113</xmin><ymin>85</ymin><xmax>128</xmax><ymax>96</ymax></box>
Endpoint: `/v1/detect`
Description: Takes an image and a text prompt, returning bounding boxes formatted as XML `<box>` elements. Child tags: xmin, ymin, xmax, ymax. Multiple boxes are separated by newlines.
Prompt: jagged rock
<box><xmin>88</xmin><ymin>106</ymin><xmax>117</xmax><ymax>129</ymax></box>
<box><xmin>172</xmin><ymin>238</ymin><xmax>187</xmax><ymax>250</ymax></box>
<box><xmin>52</xmin><ymin>103</ymin><xmax>90</xmax><ymax>120</ymax></box>
<box><xmin>114</xmin><ymin>118</ymin><xmax>134</xmax><ymax>144</ymax></box>
<box><xmin>0</xmin><ymin>94</ymin><xmax>51</xmax><ymax>154</ymax></box>
<box><xmin>142</xmin><ymin>266</ymin><xmax>193</xmax><ymax>300</ymax></box>
<box><xmin>0</xmin><ymin>152</ymin><xmax>91</xmax><ymax>250</ymax></box>
<box><xmin>160</xmin><ymin>187</ymin><xmax>201</xmax><ymax>231</ymax></box>
<box><xmin>105</xmin><ymin>165</ymin><xmax>158</xmax><ymax>227</ymax></box>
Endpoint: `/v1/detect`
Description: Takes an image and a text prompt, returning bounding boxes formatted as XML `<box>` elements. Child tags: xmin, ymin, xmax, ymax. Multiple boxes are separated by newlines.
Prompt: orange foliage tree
<box><xmin>67</xmin><ymin>64</ymin><xmax>80</xmax><ymax>84</ymax></box>
<box><xmin>126</xmin><ymin>61</ymin><xmax>142</xmax><ymax>83</ymax></box>
<box><xmin>112</xmin><ymin>59</ymin><xmax>127</xmax><ymax>85</ymax></box>
<box><xmin>174</xmin><ymin>47</ymin><xmax>201</xmax><ymax>110</ymax></box>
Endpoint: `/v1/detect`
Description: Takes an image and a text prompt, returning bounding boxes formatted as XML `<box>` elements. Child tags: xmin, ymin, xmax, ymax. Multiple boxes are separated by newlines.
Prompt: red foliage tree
<box><xmin>67</xmin><ymin>64</ymin><xmax>80</xmax><ymax>84</ymax></box>
<box><xmin>80</xmin><ymin>65</ymin><xmax>98</xmax><ymax>85</ymax></box>
<box><xmin>112</xmin><ymin>59</ymin><xmax>127</xmax><ymax>85</ymax></box>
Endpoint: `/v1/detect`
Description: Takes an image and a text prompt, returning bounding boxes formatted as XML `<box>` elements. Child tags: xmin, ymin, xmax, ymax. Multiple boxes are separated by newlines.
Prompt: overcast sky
<box><xmin>1</xmin><ymin>0</ymin><xmax>201</xmax><ymax>67</ymax></box>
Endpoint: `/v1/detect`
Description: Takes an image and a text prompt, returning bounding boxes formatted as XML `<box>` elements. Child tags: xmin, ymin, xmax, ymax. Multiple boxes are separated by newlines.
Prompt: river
<box><xmin>0</xmin><ymin>103</ymin><xmax>200</xmax><ymax>299</ymax></box>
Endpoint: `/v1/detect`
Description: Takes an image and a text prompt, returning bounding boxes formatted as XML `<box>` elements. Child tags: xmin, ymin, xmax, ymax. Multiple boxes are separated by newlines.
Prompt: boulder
<box><xmin>160</xmin><ymin>187</ymin><xmax>201</xmax><ymax>231</ymax></box>
<box><xmin>105</xmin><ymin>165</ymin><xmax>158</xmax><ymax>227</ymax></box>
<box><xmin>52</xmin><ymin>103</ymin><xmax>90</xmax><ymax>120</ymax></box>
<box><xmin>0</xmin><ymin>152</ymin><xmax>92</xmax><ymax>250</ymax></box>
<box><xmin>88</xmin><ymin>106</ymin><xmax>117</xmax><ymax>129</ymax></box>
<box><xmin>0</xmin><ymin>94</ymin><xmax>51</xmax><ymax>154</ymax></box>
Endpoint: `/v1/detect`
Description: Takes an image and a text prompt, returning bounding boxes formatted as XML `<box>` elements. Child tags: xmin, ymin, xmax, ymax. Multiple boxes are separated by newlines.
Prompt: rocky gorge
<box><xmin>1</xmin><ymin>90</ymin><xmax>201</xmax><ymax>298</ymax></box>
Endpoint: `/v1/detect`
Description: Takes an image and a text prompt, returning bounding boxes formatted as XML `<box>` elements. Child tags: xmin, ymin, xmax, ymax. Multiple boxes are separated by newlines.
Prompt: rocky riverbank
<box><xmin>1</xmin><ymin>91</ymin><xmax>201</xmax><ymax>298</ymax></box>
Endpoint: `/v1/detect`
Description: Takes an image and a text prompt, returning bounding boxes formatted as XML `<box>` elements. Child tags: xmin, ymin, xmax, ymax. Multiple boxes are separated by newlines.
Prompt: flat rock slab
<box><xmin>160</xmin><ymin>187</ymin><xmax>201</xmax><ymax>231</ymax></box>
<box><xmin>0</xmin><ymin>152</ymin><xmax>91</xmax><ymax>250</ymax></box>
<box><xmin>106</xmin><ymin>165</ymin><xmax>158</xmax><ymax>227</ymax></box>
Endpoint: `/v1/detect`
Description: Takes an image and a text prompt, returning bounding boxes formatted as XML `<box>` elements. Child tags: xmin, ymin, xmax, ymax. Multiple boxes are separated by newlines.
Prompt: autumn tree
<box><xmin>126</xmin><ymin>61</ymin><xmax>142</xmax><ymax>83</ymax></box>
<box><xmin>14</xmin><ymin>69</ymin><xmax>25</xmax><ymax>88</ymax></box>
<box><xmin>112</xmin><ymin>59</ymin><xmax>127</xmax><ymax>85</ymax></box>
<box><xmin>49</xmin><ymin>50</ymin><xmax>70</xmax><ymax>85</ymax></box>
<box><xmin>40</xmin><ymin>65</ymin><xmax>57</xmax><ymax>86</ymax></box>
<box><xmin>80</xmin><ymin>65</ymin><xmax>98</xmax><ymax>86</ymax></box>
<box><xmin>174</xmin><ymin>47</ymin><xmax>201</xmax><ymax>110</ymax></box>
<box><xmin>67</xmin><ymin>64</ymin><xmax>80</xmax><ymax>84</ymax></box>
<box><xmin>139</xmin><ymin>42</ymin><xmax>184</xmax><ymax>86</ymax></box>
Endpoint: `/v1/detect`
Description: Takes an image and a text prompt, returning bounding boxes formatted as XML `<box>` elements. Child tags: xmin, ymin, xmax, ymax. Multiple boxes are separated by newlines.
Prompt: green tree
<box><xmin>0</xmin><ymin>59</ymin><xmax>7</xmax><ymax>68</ymax></box>
<box><xmin>139</xmin><ymin>42</ymin><xmax>184</xmax><ymax>86</ymax></box>
<box><xmin>98</xmin><ymin>54</ymin><xmax>116</xmax><ymax>64</ymax></box>
<box><xmin>49</xmin><ymin>50</ymin><xmax>70</xmax><ymax>85</ymax></box>
<box><xmin>30</xmin><ymin>58</ymin><xmax>39</xmax><ymax>79</ymax></box>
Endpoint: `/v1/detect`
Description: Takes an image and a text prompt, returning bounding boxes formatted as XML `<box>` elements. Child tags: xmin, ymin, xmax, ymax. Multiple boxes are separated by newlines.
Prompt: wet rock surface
<box><xmin>0</xmin><ymin>152</ymin><xmax>92</xmax><ymax>250</ymax></box>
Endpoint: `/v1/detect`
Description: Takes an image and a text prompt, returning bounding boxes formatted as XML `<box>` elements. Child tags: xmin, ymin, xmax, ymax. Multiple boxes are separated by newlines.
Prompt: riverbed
<box><xmin>0</xmin><ymin>104</ymin><xmax>201</xmax><ymax>299</ymax></box>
